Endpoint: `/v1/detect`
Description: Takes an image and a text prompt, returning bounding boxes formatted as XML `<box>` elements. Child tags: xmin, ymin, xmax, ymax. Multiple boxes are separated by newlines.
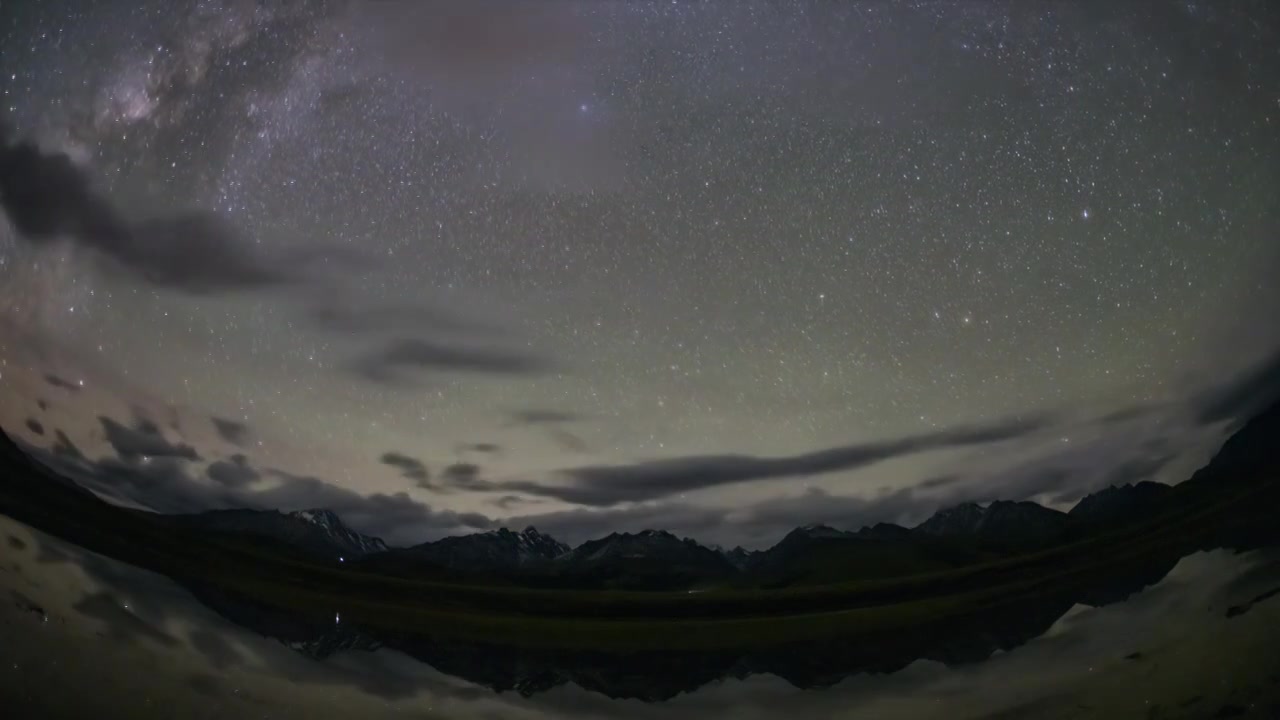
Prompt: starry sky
<box><xmin>1</xmin><ymin>0</ymin><xmax>1278</xmax><ymax>548</ymax></box>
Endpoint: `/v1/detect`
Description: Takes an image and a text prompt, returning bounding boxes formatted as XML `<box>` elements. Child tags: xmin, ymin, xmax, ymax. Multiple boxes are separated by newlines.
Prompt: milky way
<box><xmin>1</xmin><ymin>1</ymin><xmax>1278</xmax><ymax>547</ymax></box>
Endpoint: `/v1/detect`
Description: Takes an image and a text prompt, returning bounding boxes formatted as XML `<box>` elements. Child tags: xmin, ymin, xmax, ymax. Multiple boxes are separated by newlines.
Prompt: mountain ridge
<box><xmin>173</xmin><ymin>484</ymin><xmax>1161</xmax><ymax>568</ymax></box>
<box><xmin>166</xmin><ymin>480</ymin><xmax>1181</xmax><ymax>589</ymax></box>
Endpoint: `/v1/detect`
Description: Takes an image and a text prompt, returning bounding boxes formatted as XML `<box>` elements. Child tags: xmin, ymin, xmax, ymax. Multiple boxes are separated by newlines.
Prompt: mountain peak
<box><xmin>799</xmin><ymin>524</ymin><xmax>847</xmax><ymax>538</ymax></box>
<box><xmin>292</xmin><ymin>508</ymin><xmax>340</xmax><ymax>526</ymax></box>
<box><xmin>853</xmin><ymin>522</ymin><xmax>913</xmax><ymax>541</ymax></box>
<box><xmin>1070</xmin><ymin>481</ymin><xmax>1172</xmax><ymax>524</ymax></box>
<box><xmin>399</xmin><ymin>525</ymin><xmax>569</xmax><ymax>571</ymax></box>
<box><xmin>917</xmin><ymin>500</ymin><xmax>1067</xmax><ymax>545</ymax></box>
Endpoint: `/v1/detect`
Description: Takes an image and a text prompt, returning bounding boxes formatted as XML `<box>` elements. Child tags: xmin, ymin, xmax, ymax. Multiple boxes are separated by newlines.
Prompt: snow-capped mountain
<box><xmin>395</xmin><ymin>526</ymin><xmax>570</xmax><ymax>573</ymax></box>
<box><xmin>713</xmin><ymin>544</ymin><xmax>757</xmax><ymax>570</ymax></box>
<box><xmin>566</xmin><ymin>529</ymin><xmax>711</xmax><ymax>563</ymax></box>
<box><xmin>288</xmin><ymin>508</ymin><xmax>389</xmax><ymax>556</ymax></box>
<box><xmin>555</xmin><ymin>530</ymin><xmax>738</xmax><ymax>589</ymax></box>
<box><xmin>915</xmin><ymin>500</ymin><xmax>1069</xmax><ymax>546</ymax></box>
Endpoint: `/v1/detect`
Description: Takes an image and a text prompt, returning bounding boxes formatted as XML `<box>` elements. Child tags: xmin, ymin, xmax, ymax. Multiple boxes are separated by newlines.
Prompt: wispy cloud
<box><xmin>486</xmin><ymin>414</ymin><xmax>1050</xmax><ymax>507</ymax></box>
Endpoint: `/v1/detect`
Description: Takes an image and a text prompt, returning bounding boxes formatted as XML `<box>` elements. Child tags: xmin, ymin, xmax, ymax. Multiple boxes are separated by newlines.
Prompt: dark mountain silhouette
<box><xmin>357</xmin><ymin>526</ymin><xmax>568</xmax><ymax>578</ymax></box>
<box><xmin>1068</xmin><ymin>481</ymin><xmax>1173</xmax><ymax>526</ymax></box>
<box><xmin>715</xmin><ymin>545</ymin><xmax>756</xmax><ymax>570</ymax></box>
<box><xmin>916</xmin><ymin>500</ymin><xmax>1070</xmax><ymax>548</ymax></box>
<box><xmin>170</xmin><ymin>507</ymin><xmax>388</xmax><ymax>561</ymax></box>
<box><xmin>745</xmin><ymin>523</ymin><xmax>985</xmax><ymax>588</ymax></box>
<box><xmin>551</xmin><ymin>529</ymin><xmax>739</xmax><ymax>590</ymax></box>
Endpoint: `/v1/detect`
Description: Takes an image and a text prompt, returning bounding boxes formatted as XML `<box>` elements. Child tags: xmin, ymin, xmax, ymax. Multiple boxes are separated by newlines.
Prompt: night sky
<box><xmin>1</xmin><ymin>1</ymin><xmax>1278</xmax><ymax>548</ymax></box>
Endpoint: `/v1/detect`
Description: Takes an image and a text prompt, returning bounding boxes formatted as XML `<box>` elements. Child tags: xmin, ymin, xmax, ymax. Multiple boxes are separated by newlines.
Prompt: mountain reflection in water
<box><xmin>3</xmin><ymin>513</ymin><xmax>1280</xmax><ymax>719</ymax></box>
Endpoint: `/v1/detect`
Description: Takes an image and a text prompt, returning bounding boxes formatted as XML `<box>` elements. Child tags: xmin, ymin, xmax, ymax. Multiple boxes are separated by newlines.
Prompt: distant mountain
<box><xmin>851</xmin><ymin>522</ymin><xmax>915</xmax><ymax>541</ymax></box>
<box><xmin>715</xmin><ymin>545</ymin><xmax>757</xmax><ymax>570</ymax></box>
<box><xmin>352</xmin><ymin>526</ymin><xmax>571</xmax><ymax>584</ymax></box>
<box><xmin>916</xmin><ymin>500</ymin><xmax>1069</xmax><ymax>548</ymax></box>
<box><xmin>172</xmin><ymin>508</ymin><xmax>387</xmax><ymax>561</ymax></box>
<box><xmin>1068</xmin><ymin>481</ymin><xmax>1172</xmax><ymax>525</ymax></box>
<box><xmin>400</xmin><ymin>526</ymin><xmax>569</xmax><ymax>572</ymax></box>
<box><xmin>554</xmin><ymin>530</ymin><xmax>738</xmax><ymax>590</ymax></box>
<box><xmin>744</xmin><ymin>522</ymin><xmax>981</xmax><ymax>588</ymax></box>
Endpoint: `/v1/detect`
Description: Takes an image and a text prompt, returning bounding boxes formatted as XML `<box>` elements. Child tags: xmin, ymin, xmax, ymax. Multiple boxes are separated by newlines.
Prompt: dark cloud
<box><xmin>441</xmin><ymin>462</ymin><xmax>483</xmax><ymax>487</ymax></box>
<box><xmin>0</xmin><ymin>131</ymin><xmax>538</xmax><ymax>380</ymax></box>
<box><xmin>99</xmin><ymin>416</ymin><xmax>200</xmax><ymax>461</ymax></box>
<box><xmin>43</xmin><ymin>373</ymin><xmax>81</xmax><ymax>392</ymax></box>
<box><xmin>489</xmin><ymin>415</ymin><xmax>1050</xmax><ymax>508</ymax></box>
<box><xmin>24</xmin><ymin>418</ymin><xmax>45</xmax><ymax>436</ymax></box>
<box><xmin>458</xmin><ymin>442</ymin><xmax>501</xmax><ymax>455</ymax></box>
<box><xmin>0</xmin><ymin>130</ymin><xmax>304</xmax><ymax>293</ymax></box>
<box><xmin>211</xmin><ymin>417</ymin><xmax>251</xmax><ymax>447</ymax></box>
<box><xmin>1193</xmin><ymin>345</ymin><xmax>1280</xmax><ymax>426</ymax></box>
<box><xmin>206</xmin><ymin>454</ymin><xmax>261</xmax><ymax>489</ymax></box>
<box><xmin>133</xmin><ymin>413</ymin><xmax>162</xmax><ymax>436</ymax></box>
<box><xmin>1098</xmin><ymin>405</ymin><xmax>1154</xmax><ymax>426</ymax></box>
<box><xmin>379</xmin><ymin>451</ymin><xmax>429</xmax><ymax>484</ymax></box>
<box><xmin>51</xmin><ymin>429</ymin><xmax>86</xmax><ymax>461</ymax></box>
<box><xmin>259</xmin><ymin>469</ymin><xmax>491</xmax><ymax>544</ymax></box>
<box><xmin>490</xmin><ymin>494</ymin><xmax>537</xmax><ymax>511</ymax></box>
<box><xmin>19</xmin><ymin>437</ymin><xmax>494</xmax><ymax>546</ymax></box>
<box><xmin>508</xmin><ymin>409</ymin><xmax>582</xmax><ymax>425</ymax></box>
<box><xmin>918</xmin><ymin>474</ymin><xmax>961</xmax><ymax>490</ymax></box>
<box><xmin>351</xmin><ymin>338</ymin><xmax>554</xmax><ymax>383</ymax></box>
<box><xmin>86</xmin><ymin>456</ymin><xmax>204</xmax><ymax>509</ymax></box>
<box><xmin>36</xmin><ymin>398</ymin><xmax>49</xmax><ymax>411</ymax></box>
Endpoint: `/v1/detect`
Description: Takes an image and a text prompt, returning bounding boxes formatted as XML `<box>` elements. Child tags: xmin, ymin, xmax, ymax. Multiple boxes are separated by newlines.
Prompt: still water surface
<box><xmin>2</xmin><ymin>515</ymin><xmax>1279</xmax><ymax>719</ymax></box>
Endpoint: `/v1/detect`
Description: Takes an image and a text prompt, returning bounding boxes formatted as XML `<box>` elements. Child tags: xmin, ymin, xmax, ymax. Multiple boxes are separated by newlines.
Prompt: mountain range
<box><xmin>163</xmin><ymin>477</ymin><xmax>1190</xmax><ymax>590</ymax></box>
